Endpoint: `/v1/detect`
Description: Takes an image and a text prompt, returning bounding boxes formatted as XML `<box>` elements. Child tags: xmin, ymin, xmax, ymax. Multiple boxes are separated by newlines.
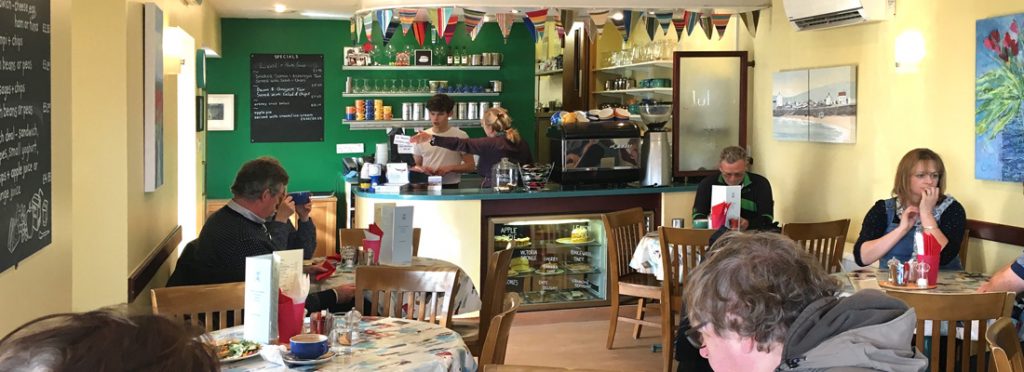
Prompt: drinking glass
<box><xmin>388</xmin><ymin>79</ymin><xmax>397</xmax><ymax>93</ymax></box>
<box><xmin>420</xmin><ymin>79</ymin><xmax>429</xmax><ymax>93</ymax></box>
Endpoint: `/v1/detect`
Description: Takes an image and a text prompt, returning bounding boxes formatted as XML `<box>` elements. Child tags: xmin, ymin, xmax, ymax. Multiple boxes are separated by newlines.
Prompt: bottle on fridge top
<box><xmin>460</xmin><ymin>47</ymin><xmax>469</xmax><ymax>66</ymax></box>
<box><xmin>446</xmin><ymin>47</ymin><xmax>454</xmax><ymax>66</ymax></box>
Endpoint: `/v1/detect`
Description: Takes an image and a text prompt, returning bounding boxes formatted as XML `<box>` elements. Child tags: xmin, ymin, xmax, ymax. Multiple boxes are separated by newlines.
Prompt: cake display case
<box><xmin>488</xmin><ymin>214</ymin><xmax>608</xmax><ymax>311</ymax></box>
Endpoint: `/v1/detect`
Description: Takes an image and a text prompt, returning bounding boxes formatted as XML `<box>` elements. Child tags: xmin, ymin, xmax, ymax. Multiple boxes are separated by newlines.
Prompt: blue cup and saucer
<box><xmin>288</xmin><ymin>191</ymin><xmax>312</xmax><ymax>205</ymax></box>
<box><xmin>284</xmin><ymin>334</ymin><xmax>334</xmax><ymax>366</ymax></box>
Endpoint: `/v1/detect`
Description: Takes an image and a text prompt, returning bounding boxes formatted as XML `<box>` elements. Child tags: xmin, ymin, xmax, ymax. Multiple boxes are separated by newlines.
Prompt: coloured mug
<box><xmin>290</xmin><ymin>333</ymin><xmax>329</xmax><ymax>360</ymax></box>
<box><xmin>693</xmin><ymin>219</ymin><xmax>709</xmax><ymax>229</ymax></box>
<box><xmin>289</xmin><ymin>191</ymin><xmax>311</xmax><ymax>205</ymax></box>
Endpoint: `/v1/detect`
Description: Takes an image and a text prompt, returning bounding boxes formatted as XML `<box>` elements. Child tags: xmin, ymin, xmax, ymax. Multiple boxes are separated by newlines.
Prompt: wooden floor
<box><xmin>501</xmin><ymin>305</ymin><xmax>668</xmax><ymax>372</ymax></box>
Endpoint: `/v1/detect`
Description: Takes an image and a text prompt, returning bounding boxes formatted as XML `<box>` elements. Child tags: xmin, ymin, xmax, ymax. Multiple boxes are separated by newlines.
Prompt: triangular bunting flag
<box><xmin>463</xmin><ymin>9</ymin><xmax>486</xmax><ymax>41</ymax></box>
<box><xmin>655</xmin><ymin>12</ymin><xmax>673</xmax><ymax>35</ymax></box>
<box><xmin>363</xmin><ymin>14</ymin><xmax>374</xmax><ymax>42</ymax></box>
<box><xmin>383</xmin><ymin>20</ymin><xmax>398</xmax><ymax>45</ymax></box>
<box><xmin>443</xmin><ymin>10</ymin><xmax>458</xmax><ymax>44</ymax></box>
<box><xmin>497</xmin><ymin>13</ymin><xmax>515</xmax><ymax>44</ymax></box>
<box><xmin>435</xmin><ymin>7</ymin><xmax>454</xmax><ymax>39</ymax></box>
<box><xmin>527</xmin><ymin>9</ymin><xmax>549</xmax><ymax>41</ymax></box>
<box><xmin>672</xmin><ymin>11</ymin><xmax>686</xmax><ymax>39</ymax></box>
<box><xmin>590</xmin><ymin>10</ymin><xmax>609</xmax><ymax>38</ymax></box>
<box><xmin>523</xmin><ymin>14</ymin><xmax>538</xmax><ymax>42</ymax></box>
<box><xmin>627</xmin><ymin>11</ymin><xmax>641</xmax><ymax>42</ymax></box>
<box><xmin>645</xmin><ymin>14</ymin><xmax>659</xmax><ymax>41</ymax></box>
<box><xmin>350</xmin><ymin>20</ymin><xmax>357</xmax><ymax>43</ymax></box>
<box><xmin>355</xmin><ymin>15</ymin><xmax>364</xmax><ymax>42</ymax></box>
<box><xmin>412</xmin><ymin>21</ymin><xmax>426</xmax><ymax>47</ymax></box>
<box><xmin>584</xmin><ymin>16</ymin><xmax>597</xmax><ymax>42</ymax></box>
<box><xmin>699</xmin><ymin>12</ymin><xmax>713</xmax><ymax>40</ymax></box>
<box><xmin>376</xmin><ymin>9</ymin><xmax>393</xmax><ymax>43</ymax></box>
<box><xmin>739</xmin><ymin>10</ymin><xmax>761</xmax><ymax>37</ymax></box>
<box><xmin>558</xmin><ymin>10</ymin><xmax>571</xmax><ymax>43</ymax></box>
<box><xmin>427</xmin><ymin>8</ymin><xmax>440</xmax><ymax>38</ymax></box>
<box><xmin>711</xmin><ymin>13</ymin><xmax>731</xmax><ymax>40</ymax></box>
<box><xmin>686</xmin><ymin>11</ymin><xmax>699</xmax><ymax>36</ymax></box>
<box><xmin>399</xmin><ymin>8</ymin><xmax>417</xmax><ymax>36</ymax></box>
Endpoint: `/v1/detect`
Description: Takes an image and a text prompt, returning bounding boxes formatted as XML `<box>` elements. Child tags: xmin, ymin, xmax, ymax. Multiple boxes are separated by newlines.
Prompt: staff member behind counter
<box><xmin>692</xmin><ymin>146</ymin><xmax>777</xmax><ymax>231</ymax></box>
<box><xmin>410</xmin><ymin>94</ymin><xmax>475</xmax><ymax>188</ymax></box>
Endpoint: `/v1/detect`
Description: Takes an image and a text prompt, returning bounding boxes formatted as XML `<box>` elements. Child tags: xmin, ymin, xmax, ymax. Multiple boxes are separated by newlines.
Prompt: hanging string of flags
<box><xmin>351</xmin><ymin>8</ymin><xmax>763</xmax><ymax>46</ymax></box>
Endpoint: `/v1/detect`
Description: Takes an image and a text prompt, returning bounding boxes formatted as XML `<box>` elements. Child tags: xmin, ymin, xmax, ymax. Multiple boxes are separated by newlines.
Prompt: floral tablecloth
<box><xmin>311</xmin><ymin>257</ymin><xmax>482</xmax><ymax>315</ymax></box>
<box><xmin>210</xmin><ymin>317</ymin><xmax>477</xmax><ymax>372</ymax></box>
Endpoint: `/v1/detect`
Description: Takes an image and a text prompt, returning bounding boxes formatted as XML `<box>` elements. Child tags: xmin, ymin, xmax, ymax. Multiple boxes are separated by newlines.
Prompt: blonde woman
<box><xmin>411</xmin><ymin>107</ymin><xmax>533</xmax><ymax>187</ymax></box>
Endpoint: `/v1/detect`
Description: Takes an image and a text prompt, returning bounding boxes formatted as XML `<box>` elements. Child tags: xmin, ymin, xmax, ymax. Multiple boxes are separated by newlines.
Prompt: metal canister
<box><xmin>482</xmin><ymin>53</ymin><xmax>492</xmax><ymax>66</ymax></box>
<box><xmin>490</xmin><ymin>80</ymin><xmax>503</xmax><ymax>93</ymax></box>
<box><xmin>471</xmin><ymin>54</ymin><xmax>482</xmax><ymax>66</ymax></box>
<box><xmin>456</xmin><ymin>102</ymin><xmax>468</xmax><ymax>120</ymax></box>
<box><xmin>468</xmin><ymin>102</ymin><xmax>479</xmax><ymax>120</ymax></box>
<box><xmin>492</xmin><ymin>101</ymin><xmax>501</xmax><ymax>108</ymax></box>
<box><xmin>345</xmin><ymin>77</ymin><xmax>353</xmax><ymax>93</ymax></box>
<box><xmin>402</xmin><ymin>102</ymin><xmax>412</xmax><ymax>120</ymax></box>
<box><xmin>412</xmin><ymin>102</ymin><xmax>424</xmax><ymax>121</ymax></box>
<box><xmin>491</xmin><ymin>53</ymin><xmax>502</xmax><ymax>66</ymax></box>
<box><xmin>479</xmin><ymin>102</ymin><xmax>491</xmax><ymax>118</ymax></box>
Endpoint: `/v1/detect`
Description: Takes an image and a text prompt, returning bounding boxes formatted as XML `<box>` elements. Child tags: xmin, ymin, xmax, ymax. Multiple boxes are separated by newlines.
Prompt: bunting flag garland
<box><xmin>655</xmin><ymin>12</ymin><xmax>673</xmax><ymax>35</ymax></box>
<box><xmin>463</xmin><ymin>9</ymin><xmax>486</xmax><ymax>41</ymax></box>
<box><xmin>526</xmin><ymin>9</ymin><xmax>549</xmax><ymax>41</ymax></box>
<box><xmin>376</xmin><ymin>9</ymin><xmax>394</xmax><ymax>42</ymax></box>
<box><xmin>363</xmin><ymin>14</ymin><xmax>374</xmax><ymax>42</ymax></box>
<box><xmin>443</xmin><ymin>10</ymin><xmax>458</xmax><ymax>44</ymax></box>
<box><xmin>412</xmin><ymin>21</ymin><xmax>426</xmax><ymax>47</ymax></box>
<box><xmin>686</xmin><ymin>11</ymin><xmax>700</xmax><ymax>36</ymax></box>
<box><xmin>699</xmin><ymin>12</ymin><xmax>713</xmax><ymax>40</ymax></box>
<box><xmin>711</xmin><ymin>13</ymin><xmax>731</xmax><ymax>40</ymax></box>
<box><xmin>523</xmin><ymin>15</ymin><xmax>538</xmax><ymax>42</ymax></box>
<box><xmin>496</xmin><ymin>12</ymin><xmax>515</xmax><ymax>43</ymax></box>
<box><xmin>739</xmin><ymin>10</ymin><xmax>761</xmax><ymax>37</ymax></box>
<box><xmin>398</xmin><ymin>8</ymin><xmax>417</xmax><ymax>35</ymax></box>
<box><xmin>354</xmin><ymin>15</ymin><xmax>364</xmax><ymax>42</ymax></box>
<box><xmin>589</xmin><ymin>10</ymin><xmax>609</xmax><ymax>38</ymax></box>
<box><xmin>383</xmin><ymin>18</ymin><xmax>398</xmax><ymax>45</ymax></box>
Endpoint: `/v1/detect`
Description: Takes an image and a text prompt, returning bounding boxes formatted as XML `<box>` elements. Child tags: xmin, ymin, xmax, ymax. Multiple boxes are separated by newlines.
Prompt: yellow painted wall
<box><xmin>0</xmin><ymin>0</ymin><xmax>220</xmax><ymax>333</ymax></box>
<box><xmin>752</xmin><ymin>0</ymin><xmax>1024</xmax><ymax>273</ymax></box>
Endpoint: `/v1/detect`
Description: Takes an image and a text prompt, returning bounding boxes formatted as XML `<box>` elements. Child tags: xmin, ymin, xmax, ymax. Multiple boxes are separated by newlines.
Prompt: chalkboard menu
<box><xmin>0</xmin><ymin>0</ymin><xmax>51</xmax><ymax>273</ymax></box>
<box><xmin>250</xmin><ymin>54</ymin><xmax>324</xmax><ymax>142</ymax></box>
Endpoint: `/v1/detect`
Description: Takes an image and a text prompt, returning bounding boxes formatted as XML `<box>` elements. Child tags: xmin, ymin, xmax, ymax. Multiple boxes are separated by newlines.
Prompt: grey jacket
<box><xmin>778</xmin><ymin>289</ymin><xmax>928</xmax><ymax>372</ymax></box>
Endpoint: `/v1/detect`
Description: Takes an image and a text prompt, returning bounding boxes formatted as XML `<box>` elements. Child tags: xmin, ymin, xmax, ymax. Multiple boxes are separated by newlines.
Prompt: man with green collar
<box><xmin>692</xmin><ymin>146</ymin><xmax>775</xmax><ymax>231</ymax></box>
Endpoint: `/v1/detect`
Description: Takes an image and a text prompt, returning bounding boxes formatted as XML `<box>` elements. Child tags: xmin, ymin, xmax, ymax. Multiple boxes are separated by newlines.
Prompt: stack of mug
<box><xmin>353</xmin><ymin>100</ymin><xmax>366</xmax><ymax>120</ymax></box>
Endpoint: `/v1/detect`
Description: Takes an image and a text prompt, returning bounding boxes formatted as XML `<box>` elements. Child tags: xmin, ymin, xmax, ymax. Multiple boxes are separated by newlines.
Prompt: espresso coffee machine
<box><xmin>640</xmin><ymin>105</ymin><xmax>672</xmax><ymax>186</ymax></box>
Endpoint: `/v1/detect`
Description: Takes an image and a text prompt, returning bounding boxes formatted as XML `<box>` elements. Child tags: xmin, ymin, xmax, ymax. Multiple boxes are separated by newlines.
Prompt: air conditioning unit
<box><xmin>783</xmin><ymin>0</ymin><xmax>895</xmax><ymax>31</ymax></box>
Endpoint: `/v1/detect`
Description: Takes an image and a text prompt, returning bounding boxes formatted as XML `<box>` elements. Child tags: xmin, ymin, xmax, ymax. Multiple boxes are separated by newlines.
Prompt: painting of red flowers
<box><xmin>977</xmin><ymin>13</ymin><xmax>1024</xmax><ymax>181</ymax></box>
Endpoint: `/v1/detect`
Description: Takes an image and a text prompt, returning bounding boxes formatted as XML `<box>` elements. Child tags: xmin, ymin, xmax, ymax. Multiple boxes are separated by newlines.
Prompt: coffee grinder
<box><xmin>639</xmin><ymin>104</ymin><xmax>673</xmax><ymax>186</ymax></box>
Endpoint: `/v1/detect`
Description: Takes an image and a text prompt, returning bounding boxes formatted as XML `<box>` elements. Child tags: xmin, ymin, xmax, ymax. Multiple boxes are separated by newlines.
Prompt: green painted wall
<box><xmin>206</xmin><ymin>18</ymin><xmax>536</xmax><ymax>198</ymax></box>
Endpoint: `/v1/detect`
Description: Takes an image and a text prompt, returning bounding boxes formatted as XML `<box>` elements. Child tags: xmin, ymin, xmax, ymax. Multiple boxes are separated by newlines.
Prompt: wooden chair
<box><xmin>355</xmin><ymin>266</ymin><xmax>459</xmax><ymax>327</ymax></box>
<box><xmin>657</xmin><ymin>226</ymin><xmax>716</xmax><ymax>372</ymax></box>
<box><xmin>453</xmin><ymin>248</ymin><xmax>514</xmax><ymax>356</ymax></box>
<box><xmin>987</xmin><ymin>317</ymin><xmax>1024</xmax><ymax>372</ymax></box>
<box><xmin>887</xmin><ymin>291</ymin><xmax>1015</xmax><ymax>372</ymax></box>
<box><xmin>603</xmin><ymin>208</ymin><xmax>660</xmax><ymax>350</ymax></box>
<box><xmin>340</xmin><ymin>227</ymin><xmax>421</xmax><ymax>256</ymax></box>
<box><xmin>150</xmin><ymin>282</ymin><xmax>245</xmax><ymax>332</ymax></box>
<box><xmin>781</xmin><ymin>219</ymin><xmax>851</xmax><ymax>273</ymax></box>
<box><xmin>479</xmin><ymin>293</ymin><xmax>523</xmax><ymax>366</ymax></box>
<box><xmin>960</xmin><ymin>228</ymin><xmax>971</xmax><ymax>270</ymax></box>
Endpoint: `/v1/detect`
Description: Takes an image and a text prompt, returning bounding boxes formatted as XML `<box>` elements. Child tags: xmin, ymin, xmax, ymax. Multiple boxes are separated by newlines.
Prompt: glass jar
<box><xmin>492</xmin><ymin>157</ymin><xmax>519</xmax><ymax>192</ymax></box>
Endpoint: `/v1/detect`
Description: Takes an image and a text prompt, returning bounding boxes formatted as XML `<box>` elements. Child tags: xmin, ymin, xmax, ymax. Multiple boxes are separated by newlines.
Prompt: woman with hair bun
<box><xmin>411</xmin><ymin>107</ymin><xmax>533</xmax><ymax>187</ymax></box>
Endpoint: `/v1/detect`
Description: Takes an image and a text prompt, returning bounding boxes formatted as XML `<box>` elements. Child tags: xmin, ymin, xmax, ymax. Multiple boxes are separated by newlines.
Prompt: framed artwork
<box><xmin>207</xmin><ymin>94</ymin><xmax>234</xmax><ymax>131</ymax></box>
<box><xmin>414</xmin><ymin>49</ymin><xmax>432</xmax><ymax>66</ymax></box>
<box><xmin>976</xmin><ymin>13</ymin><xmax>1024</xmax><ymax>181</ymax></box>
<box><xmin>195</xmin><ymin>95</ymin><xmax>206</xmax><ymax>132</ymax></box>
<box><xmin>343</xmin><ymin>46</ymin><xmax>359</xmax><ymax>66</ymax></box>
<box><xmin>143</xmin><ymin>3</ymin><xmax>164</xmax><ymax>192</ymax></box>
<box><xmin>771</xmin><ymin>65</ymin><xmax>857</xmax><ymax>144</ymax></box>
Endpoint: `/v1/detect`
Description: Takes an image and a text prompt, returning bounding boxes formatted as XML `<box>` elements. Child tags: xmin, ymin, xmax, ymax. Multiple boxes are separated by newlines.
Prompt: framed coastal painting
<box><xmin>772</xmin><ymin>65</ymin><xmax>857</xmax><ymax>144</ymax></box>
<box><xmin>207</xmin><ymin>94</ymin><xmax>235</xmax><ymax>131</ymax></box>
<box><xmin>976</xmin><ymin>12</ymin><xmax>1024</xmax><ymax>182</ymax></box>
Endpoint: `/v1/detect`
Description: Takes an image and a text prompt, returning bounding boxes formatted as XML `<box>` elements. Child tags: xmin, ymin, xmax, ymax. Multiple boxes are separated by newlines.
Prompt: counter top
<box><xmin>354</xmin><ymin>183</ymin><xmax>697</xmax><ymax>201</ymax></box>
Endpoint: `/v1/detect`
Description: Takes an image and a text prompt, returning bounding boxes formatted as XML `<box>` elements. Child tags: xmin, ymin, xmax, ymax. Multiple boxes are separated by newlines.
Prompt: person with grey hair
<box><xmin>682</xmin><ymin>232</ymin><xmax>926</xmax><ymax>372</ymax></box>
<box><xmin>692</xmin><ymin>146</ymin><xmax>776</xmax><ymax>231</ymax></box>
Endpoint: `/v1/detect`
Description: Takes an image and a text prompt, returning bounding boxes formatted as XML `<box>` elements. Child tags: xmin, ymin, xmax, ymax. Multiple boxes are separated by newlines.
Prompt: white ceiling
<box><xmin>207</xmin><ymin>0</ymin><xmax>771</xmax><ymax>20</ymax></box>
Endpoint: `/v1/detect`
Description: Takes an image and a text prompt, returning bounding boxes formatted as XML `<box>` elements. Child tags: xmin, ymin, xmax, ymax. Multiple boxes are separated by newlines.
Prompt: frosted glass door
<box><xmin>672</xmin><ymin>52</ymin><xmax>748</xmax><ymax>177</ymax></box>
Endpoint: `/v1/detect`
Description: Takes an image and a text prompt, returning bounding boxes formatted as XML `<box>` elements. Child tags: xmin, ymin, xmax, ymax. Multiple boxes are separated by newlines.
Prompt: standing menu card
<box><xmin>710</xmin><ymin>185</ymin><xmax>741</xmax><ymax>229</ymax></box>
<box><xmin>374</xmin><ymin>203</ymin><xmax>414</xmax><ymax>265</ymax></box>
<box><xmin>244</xmin><ymin>254</ymin><xmax>278</xmax><ymax>344</ymax></box>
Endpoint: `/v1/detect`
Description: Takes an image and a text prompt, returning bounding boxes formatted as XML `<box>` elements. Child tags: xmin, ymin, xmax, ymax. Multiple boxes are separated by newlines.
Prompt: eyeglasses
<box><xmin>685</xmin><ymin>322</ymin><xmax>706</xmax><ymax>349</ymax></box>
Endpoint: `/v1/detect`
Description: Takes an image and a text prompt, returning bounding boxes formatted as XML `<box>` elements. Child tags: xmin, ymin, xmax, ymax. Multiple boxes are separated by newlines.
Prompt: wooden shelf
<box><xmin>343</xmin><ymin>119</ymin><xmax>479</xmax><ymax>130</ymax></box>
<box><xmin>343</xmin><ymin>65</ymin><xmax>501</xmax><ymax>71</ymax></box>
<box><xmin>536</xmin><ymin>69</ymin><xmax>563</xmax><ymax>76</ymax></box>
<box><xmin>343</xmin><ymin>92</ymin><xmax>499</xmax><ymax>98</ymax></box>
<box><xmin>593</xmin><ymin>88</ymin><xmax>673</xmax><ymax>97</ymax></box>
<box><xmin>594</xmin><ymin>60</ymin><xmax>673</xmax><ymax>74</ymax></box>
